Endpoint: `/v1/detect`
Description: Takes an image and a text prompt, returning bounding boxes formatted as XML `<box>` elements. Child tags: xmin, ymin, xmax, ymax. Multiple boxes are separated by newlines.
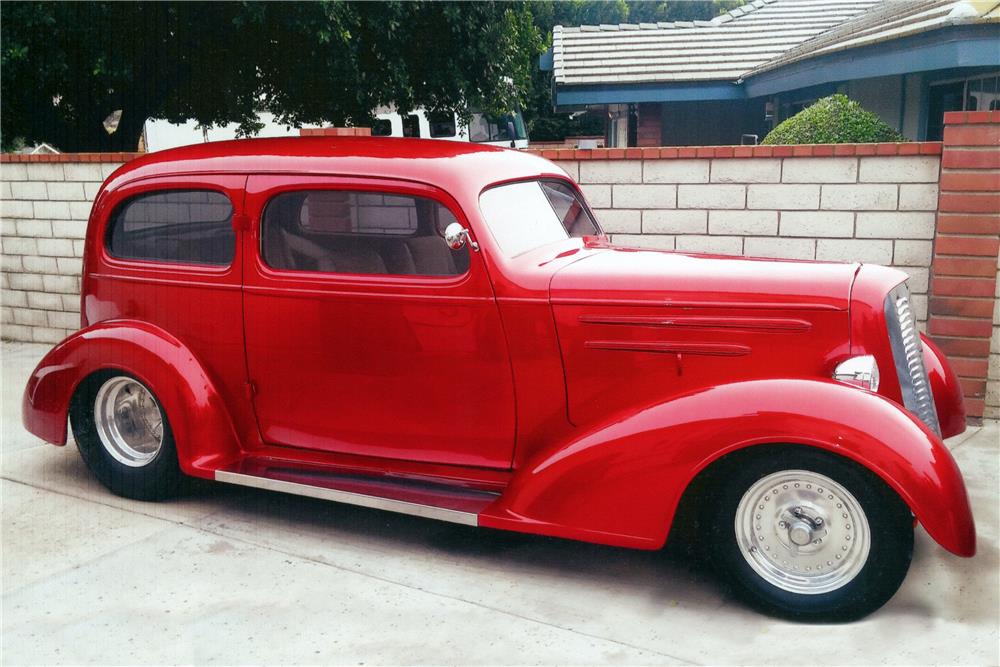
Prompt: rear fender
<box><xmin>22</xmin><ymin>320</ymin><xmax>242</xmax><ymax>477</ymax></box>
<box><xmin>480</xmin><ymin>379</ymin><xmax>975</xmax><ymax>556</ymax></box>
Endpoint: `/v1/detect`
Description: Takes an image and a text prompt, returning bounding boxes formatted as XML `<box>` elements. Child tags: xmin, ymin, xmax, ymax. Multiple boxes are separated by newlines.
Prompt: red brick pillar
<box><xmin>636</xmin><ymin>103</ymin><xmax>662</xmax><ymax>147</ymax></box>
<box><xmin>927</xmin><ymin>110</ymin><xmax>1000</xmax><ymax>420</ymax></box>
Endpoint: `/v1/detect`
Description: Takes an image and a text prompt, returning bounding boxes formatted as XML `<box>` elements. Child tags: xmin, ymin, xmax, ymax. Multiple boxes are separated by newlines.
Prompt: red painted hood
<box><xmin>550</xmin><ymin>247</ymin><xmax>859</xmax><ymax>310</ymax></box>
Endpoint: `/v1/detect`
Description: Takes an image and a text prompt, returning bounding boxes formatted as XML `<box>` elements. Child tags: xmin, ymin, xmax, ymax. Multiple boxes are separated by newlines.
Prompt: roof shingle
<box><xmin>552</xmin><ymin>0</ymin><xmax>885</xmax><ymax>85</ymax></box>
<box><xmin>744</xmin><ymin>0</ymin><xmax>1000</xmax><ymax>78</ymax></box>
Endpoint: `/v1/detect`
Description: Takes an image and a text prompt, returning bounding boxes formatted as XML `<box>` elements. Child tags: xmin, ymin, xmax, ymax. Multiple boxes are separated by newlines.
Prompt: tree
<box><xmin>1</xmin><ymin>2</ymin><xmax>542</xmax><ymax>152</ymax></box>
<box><xmin>762</xmin><ymin>94</ymin><xmax>906</xmax><ymax>145</ymax></box>
<box><xmin>524</xmin><ymin>1</ymin><xmax>741</xmax><ymax>142</ymax></box>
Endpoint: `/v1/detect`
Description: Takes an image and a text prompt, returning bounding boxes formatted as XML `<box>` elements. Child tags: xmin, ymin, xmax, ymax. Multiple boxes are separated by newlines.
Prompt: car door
<box><xmin>242</xmin><ymin>174</ymin><xmax>516</xmax><ymax>469</ymax></box>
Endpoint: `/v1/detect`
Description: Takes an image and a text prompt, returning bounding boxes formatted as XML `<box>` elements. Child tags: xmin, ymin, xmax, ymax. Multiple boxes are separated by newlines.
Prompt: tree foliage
<box><xmin>2</xmin><ymin>1</ymin><xmax>747</xmax><ymax>151</ymax></box>
<box><xmin>1</xmin><ymin>1</ymin><xmax>542</xmax><ymax>151</ymax></box>
<box><xmin>762</xmin><ymin>94</ymin><xmax>907</xmax><ymax>145</ymax></box>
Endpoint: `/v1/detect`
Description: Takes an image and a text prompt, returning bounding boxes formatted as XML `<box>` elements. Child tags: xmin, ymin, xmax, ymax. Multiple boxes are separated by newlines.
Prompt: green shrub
<box><xmin>762</xmin><ymin>94</ymin><xmax>906</xmax><ymax>145</ymax></box>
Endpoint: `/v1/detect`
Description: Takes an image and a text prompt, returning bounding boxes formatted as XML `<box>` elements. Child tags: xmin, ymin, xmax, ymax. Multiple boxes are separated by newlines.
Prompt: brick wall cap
<box><xmin>1</xmin><ymin>152</ymin><xmax>145</xmax><ymax>163</ymax></box>
<box><xmin>943</xmin><ymin>110</ymin><xmax>1000</xmax><ymax>125</ymax></box>
<box><xmin>524</xmin><ymin>142</ymin><xmax>942</xmax><ymax>160</ymax></box>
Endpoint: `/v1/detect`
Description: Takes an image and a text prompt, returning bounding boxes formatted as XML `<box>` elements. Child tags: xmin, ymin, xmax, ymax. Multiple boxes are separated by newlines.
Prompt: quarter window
<box><xmin>105</xmin><ymin>189</ymin><xmax>235</xmax><ymax>265</ymax></box>
<box><xmin>479</xmin><ymin>180</ymin><xmax>601</xmax><ymax>258</ymax></box>
<box><xmin>261</xmin><ymin>190</ymin><xmax>469</xmax><ymax>276</ymax></box>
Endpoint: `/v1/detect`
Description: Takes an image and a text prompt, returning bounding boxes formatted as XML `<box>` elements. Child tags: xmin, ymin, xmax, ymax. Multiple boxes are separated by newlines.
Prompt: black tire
<box><xmin>70</xmin><ymin>370</ymin><xmax>183</xmax><ymax>501</ymax></box>
<box><xmin>706</xmin><ymin>445</ymin><xmax>913</xmax><ymax>622</ymax></box>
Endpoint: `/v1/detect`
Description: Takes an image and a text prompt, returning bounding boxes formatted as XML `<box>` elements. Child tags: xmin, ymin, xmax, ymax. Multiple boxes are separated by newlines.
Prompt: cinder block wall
<box><xmin>1</xmin><ymin>157</ymin><xmax>133</xmax><ymax>343</ymax></box>
<box><xmin>544</xmin><ymin>145</ymin><xmax>941</xmax><ymax>328</ymax></box>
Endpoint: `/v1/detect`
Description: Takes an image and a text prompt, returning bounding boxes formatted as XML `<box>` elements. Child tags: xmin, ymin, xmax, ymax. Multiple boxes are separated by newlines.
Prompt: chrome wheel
<box><xmin>735</xmin><ymin>469</ymin><xmax>871</xmax><ymax>595</ymax></box>
<box><xmin>93</xmin><ymin>376</ymin><xmax>164</xmax><ymax>468</ymax></box>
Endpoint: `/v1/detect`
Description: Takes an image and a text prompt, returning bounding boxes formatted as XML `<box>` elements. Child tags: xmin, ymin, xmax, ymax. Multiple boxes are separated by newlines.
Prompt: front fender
<box><xmin>480</xmin><ymin>379</ymin><xmax>975</xmax><ymax>556</ymax></box>
<box><xmin>22</xmin><ymin>320</ymin><xmax>242</xmax><ymax>477</ymax></box>
<box><xmin>922</xmin><ymin>333</ymin><xmax>966</xmax><ymax>439</ymax></box>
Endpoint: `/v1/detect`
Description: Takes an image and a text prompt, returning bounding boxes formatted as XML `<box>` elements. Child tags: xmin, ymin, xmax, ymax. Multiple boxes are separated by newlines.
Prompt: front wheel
<box><xmin>708</xmin><ymin>447</ymin><xmax>914</xmax><ymax>622</ymax></box>
<box><xmin>70</xmin><ymin>371</ymin><xmax>183</xmax><ymax>501</ymax></box>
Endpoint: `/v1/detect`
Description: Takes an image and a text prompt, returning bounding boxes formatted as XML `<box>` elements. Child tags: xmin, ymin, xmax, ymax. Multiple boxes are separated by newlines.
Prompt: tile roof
<box><xmin>552</xmin><ymin>0</ymin><xmax>885</xmax><ymax>85</ymax></box>
<box><xmin>744</xmin><ymin>0</ymin><xmax>1000</xmax><ymax>77</ymax></box>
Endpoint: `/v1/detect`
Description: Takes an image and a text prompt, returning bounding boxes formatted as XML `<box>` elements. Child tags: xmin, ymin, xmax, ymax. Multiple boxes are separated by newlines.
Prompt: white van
<box><xmin>144</xmin><ymin>108</ymin><xmax>529</xmax><ymax>153</ymax></box>
<box><xmin>372</xmin><ymin>108</ymin><xmax>529</xmax><ymax>149</ymax></box>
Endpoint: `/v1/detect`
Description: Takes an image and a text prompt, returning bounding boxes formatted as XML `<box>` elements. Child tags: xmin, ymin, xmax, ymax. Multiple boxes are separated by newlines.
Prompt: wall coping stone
<box><xmin>942</xmin><ymin>110</ymin><xmax>1000</xmax><ymax>125</ymax></box>
<box><xmin>529</xmin><ymin>142</ymin><xmax>943</xmax><ymax>161</ymax></box>
<box><xmin>1</xmin><ymin>152</ymin><xmax>144</xmax><ymax>163</ymax></box>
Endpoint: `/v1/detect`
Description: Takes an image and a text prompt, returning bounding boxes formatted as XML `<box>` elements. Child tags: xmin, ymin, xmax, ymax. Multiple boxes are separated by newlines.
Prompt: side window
<box><xmin>371</xmin><ymin>118</ymin><xmax>393</xmax><ymax>136</ymax></box>
<box><xmin>428</xmin><ymin>112</ymin><xmax>457</xmax><ymax>138</ymax></box>
<box><xmin>402</xmin><ymin>114</ymin><xmax>421</xmax><ymax>138</ymax></box>
<box><xmin>261</xmin><ymin>190</ymin><xmax>470</xmax><ymax>277</ymax></box>
<box><xmin>105</xmin><ymin>189</ymin><xmax>235</xmax><ymax>265</ymax></box>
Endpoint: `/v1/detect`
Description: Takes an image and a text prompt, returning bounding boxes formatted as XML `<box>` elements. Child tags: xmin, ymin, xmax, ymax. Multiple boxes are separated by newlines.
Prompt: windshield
<box><xmin>479</xmin><ymin>180</ymin><xmax>601</xmax><ymax>257</ymax></box>
<box><xmin>469</xmin><ymin>111</ymin><xmax>528</xmax><ymax>143</ymax></box>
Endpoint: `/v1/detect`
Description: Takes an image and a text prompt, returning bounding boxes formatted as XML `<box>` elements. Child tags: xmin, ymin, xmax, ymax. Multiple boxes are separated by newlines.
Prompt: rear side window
<box><xmin>261</xmin><ymin>190</ymin><xmax>469</xmax><ymax>276</ymax></box>
<box><xmin>106</xmin><ymin>190</ymin><xmax>235</xmax><ymax>266</ymax></box>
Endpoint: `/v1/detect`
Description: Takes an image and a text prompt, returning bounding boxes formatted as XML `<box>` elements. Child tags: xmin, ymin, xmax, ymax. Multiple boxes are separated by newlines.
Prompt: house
<box><xmin>542</xmin><ymin>0</ymin><xmax>1000</xmax><ymax>146</ymax></box>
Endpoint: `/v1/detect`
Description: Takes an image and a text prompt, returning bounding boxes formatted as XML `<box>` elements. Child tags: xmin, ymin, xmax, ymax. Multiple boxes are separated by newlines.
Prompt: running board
<box><xmin>215</xmin><ymin>461</ymin><xmax>500</xmax><ymax>526</ymax></box>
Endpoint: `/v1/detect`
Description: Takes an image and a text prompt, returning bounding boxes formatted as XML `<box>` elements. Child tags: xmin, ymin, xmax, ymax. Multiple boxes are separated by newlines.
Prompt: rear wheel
<box><xmin>70</xmin><ymin>372</ymin><xmax>182</xmax><ymax>500</ymax></box>
<box><xmin>707</xmin><ymin>447</ymin><xmax>913</xmax><ymax>621</ymax></box>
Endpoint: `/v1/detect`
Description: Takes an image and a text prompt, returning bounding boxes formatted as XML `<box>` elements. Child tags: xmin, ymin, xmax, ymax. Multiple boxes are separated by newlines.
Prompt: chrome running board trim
<box><xmin>215</xmin><ymin>470</ymin><xmax>480</xmax><ymax>526</ymax></box>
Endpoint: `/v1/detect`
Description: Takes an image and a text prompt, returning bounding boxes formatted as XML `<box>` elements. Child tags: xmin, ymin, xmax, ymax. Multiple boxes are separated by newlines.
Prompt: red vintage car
<box><xmin>23</xmin><ymin>138</ymin><xmax>974</xmax><ymax>621</ymax></box>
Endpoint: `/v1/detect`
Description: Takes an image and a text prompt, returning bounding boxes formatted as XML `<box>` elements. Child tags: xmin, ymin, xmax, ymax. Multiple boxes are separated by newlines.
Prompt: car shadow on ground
<box><xmin>180</xmin><ymin>475</ymin><xmax>952</xmax><ymax>623</ymax></box>
<box><xmin>178</xmin><ymin>467</ymin><xmax>727</xmax><ymax>610</ymax></box>
<box><xmin>12</xmin><ymin>440</ymin><xmax>975</xmax><ymax>626</ymax></box>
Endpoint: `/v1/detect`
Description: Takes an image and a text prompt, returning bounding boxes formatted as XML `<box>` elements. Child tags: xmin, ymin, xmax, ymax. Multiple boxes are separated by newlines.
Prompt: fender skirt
<box><xmin>21</xmin><ymin>320</ymin><xmax>242</xmax><ymax>477</ymax></box>
<box><xmin>480</xmin><ymin>379</ymin><xmax>976</xmax><ymax>557</ymax></box>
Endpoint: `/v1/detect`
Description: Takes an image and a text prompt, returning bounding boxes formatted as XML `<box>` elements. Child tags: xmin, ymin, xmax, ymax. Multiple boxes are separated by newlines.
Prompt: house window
<box><xmin>927</xmin><ymin>72</ymin><xmax>1000</xmax><ymax>140</ymax></box>
<box><xmin>967</xmin><ymin>75</ymin><xmax>1000</xmax><ymax>111</ymax></box>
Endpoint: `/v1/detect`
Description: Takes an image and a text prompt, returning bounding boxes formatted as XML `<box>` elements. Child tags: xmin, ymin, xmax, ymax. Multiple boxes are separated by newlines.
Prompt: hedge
<box><xmin>762</xmin><ymin>94</ymin><xmax>907</xmax><ymax>145</ymax></box>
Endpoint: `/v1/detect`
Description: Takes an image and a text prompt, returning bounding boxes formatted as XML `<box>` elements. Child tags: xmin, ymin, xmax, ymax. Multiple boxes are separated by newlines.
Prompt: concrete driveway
<box><xmin>2</xmin><ymin>341</ymin><xmax>997</xmax><ymax>665</ymax></box>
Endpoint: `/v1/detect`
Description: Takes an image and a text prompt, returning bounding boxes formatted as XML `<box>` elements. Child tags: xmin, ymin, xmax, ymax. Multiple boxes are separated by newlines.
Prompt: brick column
<box><xmin>636</xmin><ymin>103</ymin><xmax>662</xmax><ymax>147</ymax></box>
<box><xmin>927</xmin><ymin>111</ymin><xmax>1000</xmax><ymax>420</ymax></box>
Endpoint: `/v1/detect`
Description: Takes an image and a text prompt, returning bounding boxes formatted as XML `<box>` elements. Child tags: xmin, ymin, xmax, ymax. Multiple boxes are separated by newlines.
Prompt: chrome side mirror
<box><xmin>444</xmin><ymin>222</ymin><xmax>478</xmax><ymax>251</ymax></box>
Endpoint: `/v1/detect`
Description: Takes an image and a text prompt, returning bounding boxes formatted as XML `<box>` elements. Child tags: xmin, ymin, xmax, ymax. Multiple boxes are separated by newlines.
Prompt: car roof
<box><xmin>104</xmin><ymin>136</ymin><xmax>563</xmax><ymax>196</ymax></box>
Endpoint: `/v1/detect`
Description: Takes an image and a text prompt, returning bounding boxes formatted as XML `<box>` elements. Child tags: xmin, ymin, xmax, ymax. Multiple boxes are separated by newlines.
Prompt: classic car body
<box><xmin>23</xmin><ymin>137</ymin><xmax>975</xmax><ymax>620</ymax></box>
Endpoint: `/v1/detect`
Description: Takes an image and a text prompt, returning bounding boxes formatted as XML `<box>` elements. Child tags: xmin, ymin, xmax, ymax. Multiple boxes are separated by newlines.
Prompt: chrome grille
<box><xmin>884</xmin><ymin>284</ymin><xmax>940</xmax><ymax>435</ymax></box>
